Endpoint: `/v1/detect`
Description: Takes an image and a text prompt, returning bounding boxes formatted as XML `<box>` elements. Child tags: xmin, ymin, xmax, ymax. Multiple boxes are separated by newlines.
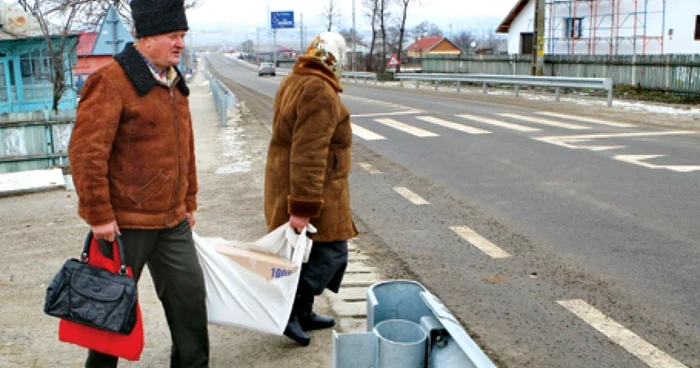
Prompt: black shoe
<box><xmin>284</xmin><ymin>314</ymin><xmax>311</xmax><ymax>346</ymax></box>
<box><xmin>300</xmin><ymin>312</ymin><xmax>335</xmax><ymax>331</ymax></box>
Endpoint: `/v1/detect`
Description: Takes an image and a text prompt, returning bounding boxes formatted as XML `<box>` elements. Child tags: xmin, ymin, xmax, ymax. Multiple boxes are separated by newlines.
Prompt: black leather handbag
<box><xmin>44</xmin><ymin>232</ymin><xmax>138</xmax><ymax>335</ymax></box>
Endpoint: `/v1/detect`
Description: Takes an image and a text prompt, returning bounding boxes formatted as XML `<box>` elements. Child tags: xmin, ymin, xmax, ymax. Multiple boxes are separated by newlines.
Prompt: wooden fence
<box><xmin>0</xmin><ymin>110</ymin><xmax>75</xmax><ymax>173</ymax></box>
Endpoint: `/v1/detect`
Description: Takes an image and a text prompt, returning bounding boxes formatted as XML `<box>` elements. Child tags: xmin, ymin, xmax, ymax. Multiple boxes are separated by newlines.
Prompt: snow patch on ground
<box><xmin>215</xmin><ymin>106</ymin><xmax>251</xmax><ymax>175</ymax></box>
<box><xmin>0</xmin><ymin>168</ymin><xmax>65</xmax><ymax>196</ymax></box>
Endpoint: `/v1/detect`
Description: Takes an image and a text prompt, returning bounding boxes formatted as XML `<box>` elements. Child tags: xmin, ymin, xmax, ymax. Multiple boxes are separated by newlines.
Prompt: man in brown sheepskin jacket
<box><xmin>67</xmin><ymin>0</ymin><xmax>208</xmax><ymax>366</ymax></box>
<box><xmin>265</xmin><ymin>32</ymin><xmax>358</xmax><ymax>346</ymax></box>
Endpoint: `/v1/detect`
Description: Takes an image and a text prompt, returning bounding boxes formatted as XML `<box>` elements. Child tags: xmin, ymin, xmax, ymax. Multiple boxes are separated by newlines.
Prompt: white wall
<box><xmin>507</xmin><ymin>0</ymin><xmax>535</xmax><ymax>54</ymax></box>
<box><xmin>664</xmin><ymin>0</ymin><xmax>700</xmax><ymax>54</ymax></box>
<box><xmin>505</xmin><ymin>0</ymin><xmax>700</xmax><ymax>55</ymax></box>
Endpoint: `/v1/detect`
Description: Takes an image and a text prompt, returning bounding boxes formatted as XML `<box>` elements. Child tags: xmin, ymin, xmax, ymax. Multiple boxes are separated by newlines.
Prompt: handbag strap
<box><xmin>81</xmin><ymin>231</ymin><xmax>129</xmax><ymax>275</ymax></box>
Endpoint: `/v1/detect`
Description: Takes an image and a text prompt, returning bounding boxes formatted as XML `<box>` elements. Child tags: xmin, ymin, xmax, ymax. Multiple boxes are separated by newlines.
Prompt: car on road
<box><xmin>258</xmin><ymin>62</ymin><xmax>276</xmax><ymax>77</ymax></box>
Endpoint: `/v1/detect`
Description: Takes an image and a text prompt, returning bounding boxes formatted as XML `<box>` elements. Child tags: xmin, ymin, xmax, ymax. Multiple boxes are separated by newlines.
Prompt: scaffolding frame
<box><xmin>546</xmin><ymin>0</ymin><xmax>667</xmax><ymax>55</ymax></box>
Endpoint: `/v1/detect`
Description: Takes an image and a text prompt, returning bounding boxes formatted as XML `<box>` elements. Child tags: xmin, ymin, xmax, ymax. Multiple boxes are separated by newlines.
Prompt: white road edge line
<box><xmin>558</xmin><ymin>299</ymin><xmax>688</xmax><ymax>368</ymax></box>
<box><xmin>351</xmin><ymin>123</ymin><xmax>386</xmax><ymax>141</ymax></box>
<box><xmin>359</xmin><ymin>162</ymin><xmax>382</xmax><ymax>174</ymax></box>
<box><xmin>374</xmin><ymin>118</ymin><xmax>440</xmax><ymax>137</ymax></box>
<box><xmin>450</xmin><ymin>226</ymin><xmax>512</xmax><ymax>259</ymax></box>
<box><xmin>393</xmin><ymin>187</ymin><xmax>430</xmax><ymax>205</ymax></box>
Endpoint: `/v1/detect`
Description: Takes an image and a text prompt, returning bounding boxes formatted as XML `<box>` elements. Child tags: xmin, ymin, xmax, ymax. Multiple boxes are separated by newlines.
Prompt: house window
<box><xmin>695</xmin><ymin>15</ymin><xmax>700</xmax><ymax>40</ymax></box>
<box><xmin>20</xmin><ymin>49</ymin><xmax>51</xmax><ymax>83</ymax></box>
<box><xmin>564</xmin><ymin>17</ymin><xmax>583</xmax><ymax>39</ymax></box>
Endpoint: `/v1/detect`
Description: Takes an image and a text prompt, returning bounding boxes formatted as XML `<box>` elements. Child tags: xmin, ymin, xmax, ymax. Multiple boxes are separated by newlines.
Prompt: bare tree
<box><xmin>362</xmin><ymin>0</ymin><xmax>380</xmax><ymax>71</ymax></box>
<box><xmin>339</xmin><ymin>28</ymin><xmax>363</xmax><ymax>47</ymax></box>
<box><xmin>16</xmin><ymin>0</ymin><xmax>86</xmax><ymax>111</ymax></box>
<box><xmin>477</xmin><ymin>28</ymin><xmax>507</xmax><ymax>53</ymax></box>
<box><xmin>16</xmin><ymin>0</ymin><xmax>206</xmax><ymax>112</ymax></box>
<box><xmin>321</xmin><ymin>0</ymin><xmax>342</xmax><ymax>32</ymax></box>
<box><xmin>411</xmin><ymin>21</ymin><xmax>443</xmax><ymax>38</ymax></box>
<box><xmin>395</xmin><ymin>0</ymin><xmax>419</xmax><ymax>73</ymax></box>
<box><xmin>378</xmin><ymin>0</ymin><xmax>389</xmax><ymax>72</ymax></box>
<box><xmin>77</xmin><ymin>0</ymin><xmax>206</xmax><ymax>32</ymax></box>
<box><xmin>385</xmin><ymin>24</ymin><xmax>402</xmax><ymax>54</ymax></box>
<box><xmin>452</xmin><ymin>30</ymin><xmax>476</xmax><ymax>52</ymax></box>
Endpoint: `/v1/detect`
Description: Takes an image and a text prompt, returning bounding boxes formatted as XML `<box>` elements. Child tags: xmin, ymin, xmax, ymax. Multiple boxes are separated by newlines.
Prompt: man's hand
<box><xmin>289</xmin><ymin>215</ymin><xmax>310</xmax><ymax>233</ymax></box>
<box><xmin>92</xmin><ymin>221</ymin><xmax>121</xmax><ymax>242</ymax></box>
<box><xmin>186</xmin><ymin>212</ymin><xmax>196</xmax><ymax>228</ymax></box>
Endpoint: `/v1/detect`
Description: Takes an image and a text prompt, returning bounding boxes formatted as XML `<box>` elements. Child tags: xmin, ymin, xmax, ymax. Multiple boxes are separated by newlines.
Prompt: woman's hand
<box><xmin>289</xmin><ymin>215</ymin><xmax>310</xmax><ymax>233</ymax></box>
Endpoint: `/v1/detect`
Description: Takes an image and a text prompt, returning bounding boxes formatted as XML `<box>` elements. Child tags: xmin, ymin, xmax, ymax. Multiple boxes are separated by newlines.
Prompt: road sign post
<box><xmin>388</xmin><ymin>54</ymin><xmax>400</xmax><ymax>79</ymax></box>
<box><xmin>270</xmin><ymin>11</ymin><xmax>294</xmax><ymax>67</ymax></box>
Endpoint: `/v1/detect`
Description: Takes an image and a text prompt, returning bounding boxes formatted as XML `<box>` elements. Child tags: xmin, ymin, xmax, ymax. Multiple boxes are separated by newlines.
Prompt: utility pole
<box><xmin>273</xmin><ymin>29</ymin><xmax>278</xmax><ymax>65</ymax></box>
<box><xmin>532</xmin><ymin>0</ymin><xmax>545</xmax><ymax>76</ymax></box>
<box><xmin>352</xmin><ymin>0</ymin><xmax>357</xmax><ymax>71</ymax></box>
<box><xmin>300</xmin><ymin>13</ymin><xmax>305</xmax><ymax>51</ymax></box>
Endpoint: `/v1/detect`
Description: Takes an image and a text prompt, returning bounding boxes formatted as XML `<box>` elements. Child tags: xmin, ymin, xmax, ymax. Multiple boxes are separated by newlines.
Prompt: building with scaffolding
<box><xmin>497</xmin><ymin>0</ymin><xmax>700</xmax><ymax>55</ymax></box>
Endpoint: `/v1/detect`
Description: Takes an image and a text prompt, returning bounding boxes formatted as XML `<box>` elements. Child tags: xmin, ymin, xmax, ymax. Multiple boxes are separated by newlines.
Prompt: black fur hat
<box><xmin>131</xmin><ymin>0</ymin><xmax>189</xmax><ymax>38</ymax></box>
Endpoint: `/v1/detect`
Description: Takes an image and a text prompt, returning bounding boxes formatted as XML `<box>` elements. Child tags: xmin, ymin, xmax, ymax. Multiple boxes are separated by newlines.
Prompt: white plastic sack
<box><xmin>192</xmin><ymin>223</ymin><xmax>313</xmax><ymax>335</ymax></box>
<box><xmin>236</xmin><ymin>223</ymin><xmax>317</xmax><ymax>263</ymax></box>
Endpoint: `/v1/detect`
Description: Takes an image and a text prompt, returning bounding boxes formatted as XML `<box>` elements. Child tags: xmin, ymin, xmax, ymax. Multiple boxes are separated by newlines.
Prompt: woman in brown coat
<box><xmin>264</xmin><ymin>32</ymin><xmax>357</xmax><ymax>346</ymax></box>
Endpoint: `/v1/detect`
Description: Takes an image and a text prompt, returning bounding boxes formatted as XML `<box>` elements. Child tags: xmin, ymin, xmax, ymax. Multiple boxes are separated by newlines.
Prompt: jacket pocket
<box><xmin>127</xmin><ymin>170</ymin><xmax>171</xmax><ymax>205</ymax></box>
<box><xmin>326</xmin><ymin>150</ymin><xmax>349</xmax><ymax>180</ymax></box>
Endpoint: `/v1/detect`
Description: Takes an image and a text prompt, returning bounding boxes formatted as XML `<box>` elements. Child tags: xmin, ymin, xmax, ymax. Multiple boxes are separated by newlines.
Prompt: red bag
<box><xmin>58</xmin><ymin>236</ymin><xmax>145</xmax><ymax>361</ymax></box>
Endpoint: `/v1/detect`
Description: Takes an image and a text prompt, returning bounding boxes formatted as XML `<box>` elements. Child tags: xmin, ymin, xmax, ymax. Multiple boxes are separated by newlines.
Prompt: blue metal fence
<box><xmin>203</xmin><ymin>70</ymin><xmax>236</xmax><ymax>127</ymax></box>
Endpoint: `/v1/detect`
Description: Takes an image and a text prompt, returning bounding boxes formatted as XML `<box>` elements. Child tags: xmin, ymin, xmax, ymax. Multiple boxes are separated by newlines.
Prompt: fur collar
<box><xmin>114</xmin><ymin>42</ymin><xmax>190</xmax><ymax>97</ymax></box>
<box><xmin>292</xmin><ymin>56</ymin><xmax>343</xmax><ymax>93</ymax></box>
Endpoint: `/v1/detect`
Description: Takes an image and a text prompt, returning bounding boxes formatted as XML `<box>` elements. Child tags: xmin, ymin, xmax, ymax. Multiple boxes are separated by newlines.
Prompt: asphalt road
<box><xmin>205</xmin><ymin>54</ymin><xmax>700</xmax><ymax>368</ymax></box>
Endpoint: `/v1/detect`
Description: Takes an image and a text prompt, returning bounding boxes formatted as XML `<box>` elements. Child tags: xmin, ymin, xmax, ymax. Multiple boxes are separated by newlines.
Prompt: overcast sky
<box><xmin>187</xmin><ymin>0</ymin><xmax>516</xmax><ymax>33</ymax></box>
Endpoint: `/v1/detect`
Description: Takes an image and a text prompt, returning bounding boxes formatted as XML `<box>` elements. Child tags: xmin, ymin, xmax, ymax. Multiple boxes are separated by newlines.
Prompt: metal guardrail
<box><xmin>396</xmin><ymin>73</ymin><xmax>615</xmax><ymax>107</ymax></box>
<box><xmin>203</xmin><ymin>70</ymin><xmax>236</xmax><ymax>127</ymax></box>
<box><xmin>342</xmin><ymin>72</ymin><xmax>378</xmax><ymax>85</ymax></box>
<box><xmin>276</xmin><ymin>68</ymin><xmax>292</xmax><ymax>76</ymax></box>
<box><xmin>273</xmin><ymin>70</ymin><xmax>378</xmax><ymax>84</ymax></box>
<box><xmin>333</xmin><ymin>280</ymin><xmax>497</xmax><ymax>368</ymax></box>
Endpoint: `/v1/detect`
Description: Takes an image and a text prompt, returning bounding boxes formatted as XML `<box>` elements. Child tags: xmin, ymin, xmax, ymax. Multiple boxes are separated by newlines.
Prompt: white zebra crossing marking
<box><xmin>415</xmin><ymin>116</ymin><xmax>492</xmax><ymax>134</ymax></box>
<box><xmin>457</xmin><ymin>114</ymin><xmax>540</xmax><ymax>132</ymax></box>
<box><xmin>536</xmin><ymin>131</ymin><xmax>697</xmax><ymax>152</ymax></box>
<box><xmin>537</xmin><ymin>112</ymin><xmax>636</xmax><ymax>128</ymax></box>
<box><xmin>450</xmin><ymin>226</ymin><xmax>512</xmax><ymax>258</ymax></box>
<box><xmin>358</xmin><ymin>162</ymin><xmax>382</xmax><ymax>174</ymax></box>
<box><xmin>374</xmin><ymin>118</ymin><xmax>440</xmax><ymax>137</ymax></box>
<box><xmin>613</xmin><ymin>155</ymin><xmax>700</xmax><ymax>173</ymax></box>
<box><xmin>351</xmin><ymin>123</ymin><xmax>386</xmax><ymax>140</ymax></box>
<box><xmin>558</xmin><ymin>300</ymin><xmax>688</xmax><ymax>368</ymax></box>
<box><xmin>393</xmin><ymin>187</ymin><xmax>430</xmax><ymax>205</ymax></box>
<box><xmin>353</xmin><ymin>110</ymin><xmax>423</xmax><ymax>118</ymax></box>
<box><xmin>498</xmin><ymin>113</ymin><xmax>591</xmax><ymax>130</ymax></box>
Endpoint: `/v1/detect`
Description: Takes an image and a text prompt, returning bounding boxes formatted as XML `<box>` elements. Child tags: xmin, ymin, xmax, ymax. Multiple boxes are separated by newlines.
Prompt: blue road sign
<box><xmin>271</xmin><ymin>11</ymin><xmax>294</xmax><ymax>29</ymax></box>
